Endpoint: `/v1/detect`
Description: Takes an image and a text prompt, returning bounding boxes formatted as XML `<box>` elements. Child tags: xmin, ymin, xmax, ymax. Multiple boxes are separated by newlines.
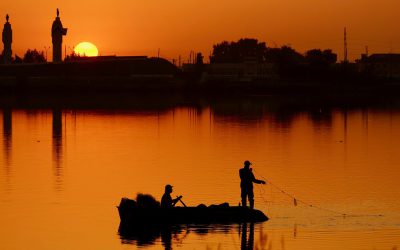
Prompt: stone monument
<box><xmin>51</xmin><ymin>9</ymin><xmax>67</xmax><ymax>62</ymax></box>
<box><xmin>2</xmin><ymin>14</ymin><xmax>12</xmax><ymax>64</ymax></box>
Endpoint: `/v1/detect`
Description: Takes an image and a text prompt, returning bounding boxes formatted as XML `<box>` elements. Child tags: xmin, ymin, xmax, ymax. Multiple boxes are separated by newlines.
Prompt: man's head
<box><xmin>165</xmin><ymin>184</ymin><xmax>173</xmax><ymax>193</ymax></box>
<box><xmin>244</xmin><ymin>160</ymin><xmax>251</xmax><ymax>168</ymax></box>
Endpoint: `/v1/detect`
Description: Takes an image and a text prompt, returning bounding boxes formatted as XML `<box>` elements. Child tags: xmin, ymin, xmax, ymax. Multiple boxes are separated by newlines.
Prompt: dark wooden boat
<box><xmin>117</xmin><ymin>198</ymin><xmax>268</xmax><ymax>224</ymax></box>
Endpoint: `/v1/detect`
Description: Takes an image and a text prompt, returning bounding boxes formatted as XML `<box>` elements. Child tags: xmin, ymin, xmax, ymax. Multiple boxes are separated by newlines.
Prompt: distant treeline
<box><xmin>1</xmin><ymin>49</ymin><xmax>46</xmax><ymax>64</ymax></box>
<box><xmin>0</xmin><ymin>49</ymin><xmax>86</xmax><ymax>64</ymax></box>
<box><xmin>210</xmin><ymin>38</ymin><xmax>337</xmax><ymax>64</ymax></box>
<box><xmin>209</xmin><ymin>38</ymin><xmax>341</xmax><ymax>77</ymax></box>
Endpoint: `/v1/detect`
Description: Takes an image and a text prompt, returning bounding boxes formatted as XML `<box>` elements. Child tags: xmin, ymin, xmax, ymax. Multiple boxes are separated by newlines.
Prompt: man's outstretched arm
<box><xmin>251</xmin><ymin>172</ymin><xmax>266</xmax><ymax>184</ymax></box>
<box><xmin>253</xmin><ymin>179</ymin><xmax>266</xmax><ymax>184</ymax></box>
<box><xmin>172</xmin><ymin>196</ymin><xmax>183</xmax><ymax>206</ymax></box>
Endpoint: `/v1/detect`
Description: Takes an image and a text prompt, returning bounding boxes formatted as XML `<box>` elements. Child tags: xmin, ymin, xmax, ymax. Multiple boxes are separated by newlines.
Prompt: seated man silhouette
<box><xmin>161</xmin><ymin>184</ymin><xmax>182</xmax><ymax>208</ymax></box>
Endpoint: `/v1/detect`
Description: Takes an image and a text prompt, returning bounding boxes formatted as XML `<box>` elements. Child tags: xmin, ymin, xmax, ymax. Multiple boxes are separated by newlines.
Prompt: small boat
<box><xmin>117</xmin><ymin>198</ymin><xmax>268</xmax><ymax>224</ymax></box>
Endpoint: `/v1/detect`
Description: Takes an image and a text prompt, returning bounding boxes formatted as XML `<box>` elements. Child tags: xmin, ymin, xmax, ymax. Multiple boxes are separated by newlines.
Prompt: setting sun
<box><xmin>74</xmin><ymin>42</ymin><xmax>99</xmax><ymax>57</ymax></box>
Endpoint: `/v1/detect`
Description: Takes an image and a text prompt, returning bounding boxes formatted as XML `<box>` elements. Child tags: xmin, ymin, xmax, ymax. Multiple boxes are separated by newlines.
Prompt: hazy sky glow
<box><xmin>1</xmin><ymin>0</ymin><xmax>399</xmax><ymax>61</ymax></box>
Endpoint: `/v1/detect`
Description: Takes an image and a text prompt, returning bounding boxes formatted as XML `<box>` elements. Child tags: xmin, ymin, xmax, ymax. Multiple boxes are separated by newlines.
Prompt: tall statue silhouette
<box><xmin>51</xmin><ymin>8</ymin><xmax>67</xmax><ymax>62</ymax></box>
<box><xmin>2</xmin><ymin>14</ymin><xmax>12</xmax><ymax>64</ymax></box>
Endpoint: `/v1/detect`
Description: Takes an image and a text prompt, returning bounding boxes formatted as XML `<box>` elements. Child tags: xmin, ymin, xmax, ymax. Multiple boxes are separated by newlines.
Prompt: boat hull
<box><xmin>118</xmin><ymin>205</ymin><xmax>268</xmax><ymax>224</ymax></box>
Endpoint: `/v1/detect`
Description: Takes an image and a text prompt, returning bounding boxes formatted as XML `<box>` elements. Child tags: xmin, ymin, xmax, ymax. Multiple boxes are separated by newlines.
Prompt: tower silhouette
<box><xmin>51</xmin><ymin>8</ymin><xmax>67</xmax><ymax>62</ymax></box>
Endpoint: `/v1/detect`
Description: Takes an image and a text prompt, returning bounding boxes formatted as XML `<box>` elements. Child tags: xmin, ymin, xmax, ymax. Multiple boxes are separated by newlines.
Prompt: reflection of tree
<box><xmin>210</xmin><ymin>96</ymin><xmax>301</xmax><ymax>129</ymax></box>
<box><xmin>309</xmin><ymin>108</ymin><xmax>333</xmax><ymax>129</ymax></box>
<box><xmin>209</xmin><ymin>94</ymin><xmax>377</xmax><ymax>131</ymax></box>
<box><xmin>212</xmin><ymin>101</ymin><xmax>265</xmax><ymax>123</ymax></box>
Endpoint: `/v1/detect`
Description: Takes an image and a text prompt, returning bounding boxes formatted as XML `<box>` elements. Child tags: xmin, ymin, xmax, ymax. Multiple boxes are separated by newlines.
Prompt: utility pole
<box><xmin>344</xmin><ymin>28</ymin><xmax>347</xmax><ymax>62</ymax></box>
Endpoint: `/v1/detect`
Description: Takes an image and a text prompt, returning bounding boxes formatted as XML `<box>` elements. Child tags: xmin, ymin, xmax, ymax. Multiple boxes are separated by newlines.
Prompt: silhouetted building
<box><xmin>51</xmin><ymin>9</ymin><xmax>67</xmax><ymax>62</ymax></box>
<box><xmin>2</xmin><ymin>14</ymin><xmax>12</xmax><ymax>64</ymax></box>
<box><xmin>358</xmin><ymin>53</ymin><xmax>400</xmax><ymax>79</ymax></box>
<box><xmin>0</xmin><ymin>56</ymin><xmax>178</xmax><ymax>89</ymax></box>
<box><xmin>183</xmin><ymin>56</ymin><xmax>277</xmax><ymax>82</ymax></box>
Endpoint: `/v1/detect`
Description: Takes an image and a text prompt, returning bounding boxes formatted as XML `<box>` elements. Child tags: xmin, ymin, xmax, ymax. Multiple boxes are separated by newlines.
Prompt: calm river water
<box><xmin>0</xmin><ymin>94</ymin><xmax>399</xmax><ymax>250</ymax></box>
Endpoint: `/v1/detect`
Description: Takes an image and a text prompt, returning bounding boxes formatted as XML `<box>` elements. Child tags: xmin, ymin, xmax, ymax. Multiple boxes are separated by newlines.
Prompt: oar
<box><xmin>177</xmin><ymin>196</ymin><xmax>187</xmax><ymax>207</ymax></box>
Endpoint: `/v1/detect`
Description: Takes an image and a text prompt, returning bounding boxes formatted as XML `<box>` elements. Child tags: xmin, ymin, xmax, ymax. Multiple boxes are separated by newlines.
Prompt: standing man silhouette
<box><xmin>239</xmin><ymin>160</ymin><xmax>265</xmax><ymax>209</ymax></box>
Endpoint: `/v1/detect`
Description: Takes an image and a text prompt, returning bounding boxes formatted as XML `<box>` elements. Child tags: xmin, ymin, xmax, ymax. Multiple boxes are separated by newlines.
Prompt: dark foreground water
<box><xmin>0</xmin><ymin>94</ymin><xmax>399</xmax><ymax>250</ymax></box>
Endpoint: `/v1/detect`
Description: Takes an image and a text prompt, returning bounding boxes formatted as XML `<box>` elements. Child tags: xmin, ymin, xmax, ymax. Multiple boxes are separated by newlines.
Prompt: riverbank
<box><xmin>1</xmin><ymin>59</ymin><xmax>400</xmax><ymax>95</ymax></box>
<box><xmin>1</xmin><ymin>75</ymin><xmax>400</xmax><ymax>95</ymax></box>
<box><xmin>0</xmin><ymin>90</ymin><xmax>399</xmax><ymax>112</ymax></box>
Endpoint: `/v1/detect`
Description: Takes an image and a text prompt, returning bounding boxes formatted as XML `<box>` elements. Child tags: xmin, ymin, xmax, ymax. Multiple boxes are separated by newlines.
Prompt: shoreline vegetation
<box><xmin>1</xmin><ymin>38</ymin><xmax>400</xmax><ymax>95</ymax></box>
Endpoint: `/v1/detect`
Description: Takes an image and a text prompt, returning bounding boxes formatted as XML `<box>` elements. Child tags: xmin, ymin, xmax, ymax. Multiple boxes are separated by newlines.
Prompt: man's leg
<box><xmin>241</xmin><ymin>188</ymin><xmax>247</xmax><ymax>207</ymax></box>
<box><xmin>249</xmin><ymin>189</ymin><xmax>254</xmax><ymax>209</ymax></box>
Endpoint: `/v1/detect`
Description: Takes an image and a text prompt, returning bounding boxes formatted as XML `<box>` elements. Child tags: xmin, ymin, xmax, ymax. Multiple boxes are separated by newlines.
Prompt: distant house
<box><xmin>357</xmin><ymin>53</ymin><xmax>400</xmax><ymax>79</ymax></box>
<box><xmin>0</xmin><ymin>56</ymin><xmax>179</xmax><ymax>91</ymax></box>
<box><xmin>183</xmin><ymin>56</ymin><xmax>278</xmax><ymax>82</ymax></box>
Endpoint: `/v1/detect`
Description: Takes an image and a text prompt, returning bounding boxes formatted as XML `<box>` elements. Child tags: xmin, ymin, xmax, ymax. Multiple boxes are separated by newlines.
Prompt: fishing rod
<box><xmin>253</xmin><ymin>168</ymin><xmax>351</xmax><ymax>217</ymax></box>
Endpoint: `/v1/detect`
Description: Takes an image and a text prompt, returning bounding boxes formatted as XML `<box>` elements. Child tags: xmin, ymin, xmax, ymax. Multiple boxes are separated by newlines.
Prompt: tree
<box><xmin>264</xmin><ymin>46</ymin><xmax>305</xmax><ymax>76</ymax></box>
<box><xmin>64</xmin><ymin>51</ymin><xmax>85</xmax><ymax>62</ymax></box>
<box><xmin>210</xmin><ymin>38</ymin><xmax>267</xmax><ymax>63</ymax></box>
<box><xmin>23</xmin><ymin>49</ymin><xmax>46</xmax><ymax>63</ymax></box>
<box><xmin>210</xmin><ymin>41</ymin><xmax>230</xmax><ymax>63</ymax></box>
<box><xmin>265</xmin><ymin>46</ymin><xmax>305</xmax><ymax>65</ymax></box>
<box><xmin>13</xmin><ymin>55</ymin><xmax>22</xmax><ymax>63</ymax></box>
<box><xmin>305</xmin><ymin>49</ymin><xmax>337</xmax><ymax>66</ymax></box>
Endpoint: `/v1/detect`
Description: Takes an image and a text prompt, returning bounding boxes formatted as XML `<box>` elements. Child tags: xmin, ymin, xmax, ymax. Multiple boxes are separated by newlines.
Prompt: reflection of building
<box><xmin>51</xmin><ymin>9</ymin><xmax>67</xmax><ymax>62</ymax></box>
<box><xmin>2</xmin><ymin>14</ymin><xmax>12</xmax><ymax>64</ymax></box>
<box><xmin>357</xmin><ymin>53</ymin><xmax>400</xmax><ymax>79</ymax></box>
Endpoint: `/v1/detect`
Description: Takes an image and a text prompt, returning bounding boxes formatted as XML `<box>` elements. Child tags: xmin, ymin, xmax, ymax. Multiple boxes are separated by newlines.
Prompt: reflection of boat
<box><xmin>117</xmin><ymin>198</ymin><xmax>268</xmax><ymax>224</ymax></box>
<box><xmin>118</xmin><ymin>222</ymin><xmax>184</xmax><ymax>247</ymax></box>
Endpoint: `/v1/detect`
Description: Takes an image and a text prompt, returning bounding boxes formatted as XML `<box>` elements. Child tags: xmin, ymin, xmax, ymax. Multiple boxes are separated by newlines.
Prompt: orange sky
<box><xmin>1</xmin><ymin>0</ymin><xmax>399</xmax><ymax>62</ymax></box>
